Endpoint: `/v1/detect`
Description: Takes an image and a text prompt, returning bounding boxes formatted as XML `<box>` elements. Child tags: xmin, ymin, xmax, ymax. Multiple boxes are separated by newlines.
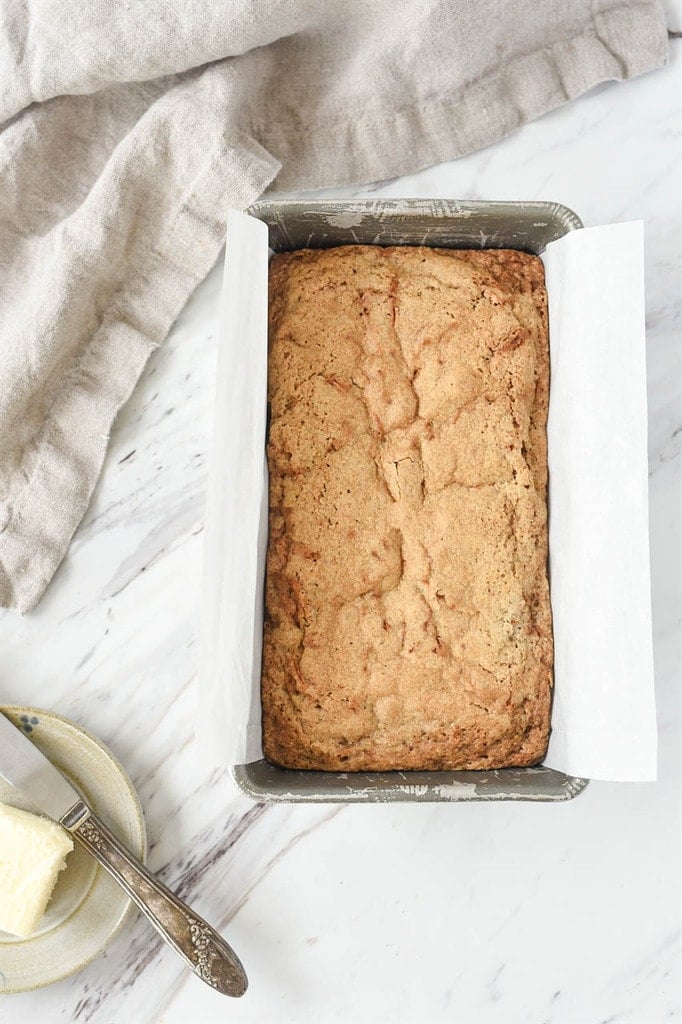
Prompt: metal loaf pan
<box><xmin>232</xmin><ymin>197</ymin><xmax>589</xmax><ymax>804</ymax></box>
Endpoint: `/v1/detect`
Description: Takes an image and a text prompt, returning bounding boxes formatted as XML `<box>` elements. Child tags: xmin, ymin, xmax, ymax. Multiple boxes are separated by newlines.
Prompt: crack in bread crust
<box><xmin>262</xmin><ymin>245</ymin><xmax>553</xmax><ymax>771</ymax></box>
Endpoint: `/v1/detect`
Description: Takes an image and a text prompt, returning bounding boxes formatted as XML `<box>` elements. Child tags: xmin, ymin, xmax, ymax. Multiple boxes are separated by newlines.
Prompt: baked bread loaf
<box><xmin>262</xmin><ymin>244</ymin><xmax>553</xmax><ymax>771</ymax></box>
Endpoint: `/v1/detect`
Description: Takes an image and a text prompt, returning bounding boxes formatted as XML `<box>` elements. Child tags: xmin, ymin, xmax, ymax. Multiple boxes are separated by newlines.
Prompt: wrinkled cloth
<box><xmin>0</xmin><ymin>0</ymin><xmax>668</xmax><ymax>612</ymax></box>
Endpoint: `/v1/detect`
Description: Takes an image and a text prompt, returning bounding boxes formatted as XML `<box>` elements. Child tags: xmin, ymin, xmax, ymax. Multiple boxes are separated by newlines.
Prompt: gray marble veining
<box><xmin>0</xmin><ymin>40</ymin><xmax>679</xmax><ymax>1024</ymax></box>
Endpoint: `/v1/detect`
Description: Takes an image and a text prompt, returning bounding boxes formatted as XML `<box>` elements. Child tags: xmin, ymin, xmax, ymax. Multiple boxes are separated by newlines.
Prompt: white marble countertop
<box><xmin>1</xmin><ymin>33</ymin><xmax>680</xmax><ymax>1024</ymax></box>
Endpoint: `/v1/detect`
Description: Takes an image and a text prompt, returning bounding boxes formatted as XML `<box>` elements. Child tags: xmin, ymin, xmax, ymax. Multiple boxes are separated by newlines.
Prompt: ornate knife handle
<box><xmin>63</xmin><ymin>802</ymin><xmax>248</xmax><ymax>997</ymax></box>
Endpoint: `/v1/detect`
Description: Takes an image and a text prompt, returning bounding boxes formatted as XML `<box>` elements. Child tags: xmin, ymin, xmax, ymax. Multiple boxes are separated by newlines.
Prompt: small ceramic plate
<box><xmin>0</xmin><ymin>706</ymin><xmax>146</xmax><ymax>993</ymax></box>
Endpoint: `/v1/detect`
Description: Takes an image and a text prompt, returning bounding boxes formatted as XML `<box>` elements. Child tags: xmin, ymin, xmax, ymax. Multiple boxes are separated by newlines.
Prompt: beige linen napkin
<box><xmin>0</xmin><ymin>0</ymin><xmax>668</xmax><ymax>612</ymax></box>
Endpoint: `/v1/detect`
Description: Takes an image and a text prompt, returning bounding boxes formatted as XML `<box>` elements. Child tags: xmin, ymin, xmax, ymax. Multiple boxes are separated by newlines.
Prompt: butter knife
<box><xmin>0</xmin><ymin>711</ymin><xmax>247</xmax><ymax>997</ymax></box>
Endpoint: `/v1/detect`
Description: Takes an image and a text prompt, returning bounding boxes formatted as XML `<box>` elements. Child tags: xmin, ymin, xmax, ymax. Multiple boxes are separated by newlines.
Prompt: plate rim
<box><xmin>0</xmin><ymin>704</ymin><xmax>147</xmax><ymax>994</ymax></box>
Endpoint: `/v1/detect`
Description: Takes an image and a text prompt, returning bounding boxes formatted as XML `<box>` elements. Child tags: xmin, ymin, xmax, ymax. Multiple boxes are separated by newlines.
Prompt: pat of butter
<box><xmin>0</xmin><ymin>802</ymin><xmax>74</xmax><ymax>939</ymax></box>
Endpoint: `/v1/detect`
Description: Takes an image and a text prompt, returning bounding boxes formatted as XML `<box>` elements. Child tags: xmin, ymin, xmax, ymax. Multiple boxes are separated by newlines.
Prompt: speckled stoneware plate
<box><xmin>0</xmin><ymin>706</ymin><xmax>146</xmax><ymax>994</ymax></box>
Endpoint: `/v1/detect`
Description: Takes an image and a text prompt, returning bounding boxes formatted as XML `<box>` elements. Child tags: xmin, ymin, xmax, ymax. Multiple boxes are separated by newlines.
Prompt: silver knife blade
<box><xmin>0</xmin><ymin>712</ymin><xmax>83</xmax><ymax>822</ymax></box>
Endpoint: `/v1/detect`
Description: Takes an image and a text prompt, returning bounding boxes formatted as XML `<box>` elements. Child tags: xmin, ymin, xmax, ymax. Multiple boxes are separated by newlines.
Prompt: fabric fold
<box><xmin>0</xmin><ymin>68</ymin><xmax>279</xmax><ymax>610</ymax></box>
<box><xmin>0</xmin><ymin>0</ymin><xmax>669</xmax><ymax>611</ymax></box>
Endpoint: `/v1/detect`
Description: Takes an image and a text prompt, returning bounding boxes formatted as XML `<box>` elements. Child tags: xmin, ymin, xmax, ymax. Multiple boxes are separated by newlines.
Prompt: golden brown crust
<box><xmin>262</xmin><ymin>245</ymin><xmax>553</xmax><ymax>771</ymax></box>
